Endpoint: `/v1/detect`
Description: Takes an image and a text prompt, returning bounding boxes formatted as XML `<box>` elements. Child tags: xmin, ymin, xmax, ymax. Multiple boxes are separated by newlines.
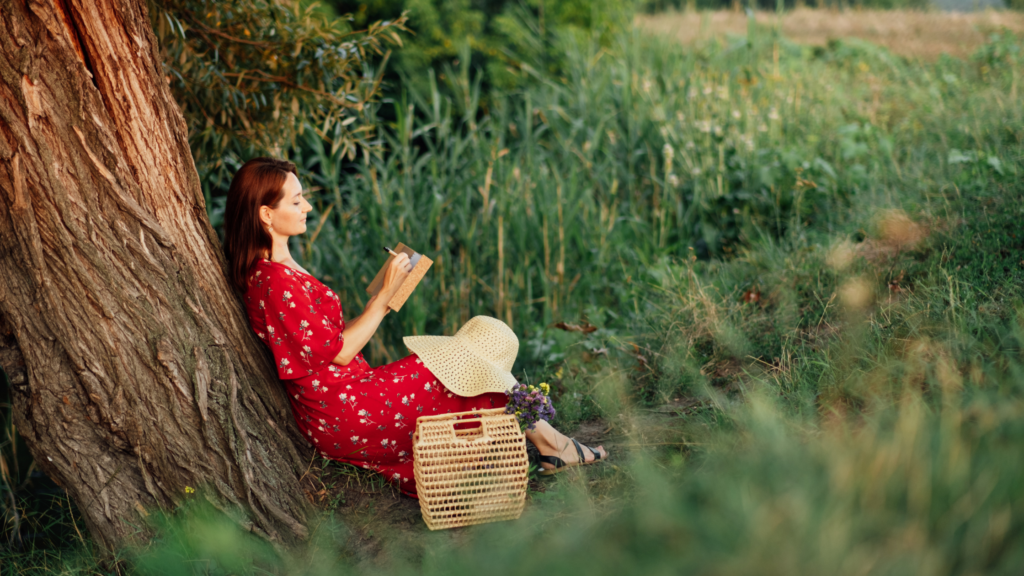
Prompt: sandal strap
<box><xmin>570</xmin><ymin>438</ymin><xmax>586</xmax><ymax>464</ymax></box>
<box><xmin>538</xmin><ymin>454</ymin><xmax>567</xmax><ymax>469</ymax></box>
<box><xmin>587</xmin><ymin>445</ymin><xmax>602</xmax><ymax>461</ymax></box>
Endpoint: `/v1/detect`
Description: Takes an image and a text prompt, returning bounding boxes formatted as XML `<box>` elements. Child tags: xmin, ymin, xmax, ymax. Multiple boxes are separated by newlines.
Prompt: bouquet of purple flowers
<box><xmin>505</xmin><ymin>382</ymin><xmax>555</xmax><ymax>432</ymax></box>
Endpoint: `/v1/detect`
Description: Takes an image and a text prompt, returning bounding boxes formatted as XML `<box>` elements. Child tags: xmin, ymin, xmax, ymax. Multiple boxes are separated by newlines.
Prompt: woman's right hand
<box><xmin>380</xmin><ymin>252</ymin><xmax>412</xmax><ymax>302</ymax></box>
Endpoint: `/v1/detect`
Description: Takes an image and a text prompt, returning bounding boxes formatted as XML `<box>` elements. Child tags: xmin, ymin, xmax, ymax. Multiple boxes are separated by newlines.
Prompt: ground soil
<box><xmin>296</xmin><ymin>418</ymin><xmax>622</xmax><ymax>569</ymax></box>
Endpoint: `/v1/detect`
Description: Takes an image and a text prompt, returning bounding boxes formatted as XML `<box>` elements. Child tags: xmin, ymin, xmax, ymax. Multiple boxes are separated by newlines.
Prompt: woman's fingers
<box><xmin>392</xmin><ymin>253</ymin><xmax>412</xmax><ymax>274</ymax></box>
<box><xmin>382</xmin><ymin>253</ymin><xmax>412</xmax><ymax>295</ymax></box>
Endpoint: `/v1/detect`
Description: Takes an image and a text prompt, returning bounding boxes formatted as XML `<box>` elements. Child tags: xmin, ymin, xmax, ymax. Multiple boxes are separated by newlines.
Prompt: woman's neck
<box><xmin>269</xmin><ymin>235</ymin><xmax>293</xmax><ymax>263</ymax></box>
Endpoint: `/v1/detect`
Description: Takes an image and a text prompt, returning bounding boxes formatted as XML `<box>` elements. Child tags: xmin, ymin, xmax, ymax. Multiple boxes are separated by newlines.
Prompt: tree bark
<box><xmin>0</xmin><ymin>0</ymin><xmax>315</xmax><ymax>550</ymax></box>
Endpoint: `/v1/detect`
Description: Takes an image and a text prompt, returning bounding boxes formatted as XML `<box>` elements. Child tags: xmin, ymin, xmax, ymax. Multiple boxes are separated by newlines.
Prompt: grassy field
<box><xmin>4</xmin><ymin>10</ymin><xmax>1024</xmax><ymax>575</ymax></box>
<box><xmin>637</xmin><ymin>8</ymin><xmax>1024</xmax><ymax>59</ymax></box>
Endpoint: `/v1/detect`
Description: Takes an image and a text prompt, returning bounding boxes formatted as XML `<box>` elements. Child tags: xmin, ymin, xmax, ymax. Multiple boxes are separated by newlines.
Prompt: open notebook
<box><xmin>365</xmin><ymin>242</ymin><xmax>433</xmax><ymax>312</ymax></box>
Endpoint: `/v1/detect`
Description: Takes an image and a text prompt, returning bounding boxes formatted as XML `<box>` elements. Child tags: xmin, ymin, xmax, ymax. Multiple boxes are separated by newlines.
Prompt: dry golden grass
<box><xmin>637</xmin><ymin>8</ymin><xmax>1024</xmax><ymax>60</ymax></box>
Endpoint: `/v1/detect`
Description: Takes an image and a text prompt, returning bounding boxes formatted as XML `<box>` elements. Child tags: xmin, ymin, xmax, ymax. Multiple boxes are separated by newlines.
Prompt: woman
<box><xmin>223</xmin><ymin>157</ymin><xmax>605</xmax><ymax>496</ymax></box>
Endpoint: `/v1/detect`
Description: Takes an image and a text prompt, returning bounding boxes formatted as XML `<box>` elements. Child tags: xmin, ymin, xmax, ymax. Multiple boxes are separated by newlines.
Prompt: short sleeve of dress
<box><xmin>260</xmin><ymin>268</ymin><xmax>345</xmax><ymax>379</ymax></box>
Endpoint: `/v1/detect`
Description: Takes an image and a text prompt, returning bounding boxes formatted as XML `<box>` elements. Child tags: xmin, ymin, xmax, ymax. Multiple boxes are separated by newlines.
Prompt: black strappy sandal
<box><xmin>537</xmin><ymin>438</ymin><xmax>605</xmax><ymax>476</ymax></box>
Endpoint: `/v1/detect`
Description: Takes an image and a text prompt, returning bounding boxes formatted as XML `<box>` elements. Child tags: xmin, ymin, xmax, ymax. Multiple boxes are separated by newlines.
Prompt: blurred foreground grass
<box><xmin>5</xmin><ymin>15</ymin><xmax>1024</xmax><ymax>576</ymax></box>
<box><xmin>10</xmin><ymin>335</ymin><xmax>1024</xmax><ymax>574</ymax></box>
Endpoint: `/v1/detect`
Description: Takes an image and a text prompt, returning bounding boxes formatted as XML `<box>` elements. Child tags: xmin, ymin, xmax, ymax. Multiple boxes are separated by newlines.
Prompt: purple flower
<box><xmin>505</xmin><ymin>382</ymin><xmax>556</xmax><ymax>432</ymax></box>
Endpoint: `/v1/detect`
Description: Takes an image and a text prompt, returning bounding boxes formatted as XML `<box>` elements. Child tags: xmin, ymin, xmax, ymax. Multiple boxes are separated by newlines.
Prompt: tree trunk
<box><xmin>0</xmin><ymin>0</ymin><xmax>315</xmax><ymax>550</ymax></box>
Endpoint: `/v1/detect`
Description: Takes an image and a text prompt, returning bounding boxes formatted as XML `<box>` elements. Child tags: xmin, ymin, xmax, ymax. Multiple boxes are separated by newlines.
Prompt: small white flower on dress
<box><xmin>283</xmin><ymin>291</ymin><xmax>292</xmax><ymax>300</ymax></box>
<box><xmin>381</xmin><ymin>439</ymin><xmax>389</xmax><ymax>447</ymax></box>
<box><xmin>424</xmin><ymin>383</ymin><xmax>431</xmax><ymax>391</ymax></box>
<box><xmin>289</xmin><ymin>302</ymin><xmax>296</xmax><ymax>308</ymax></box>
<box><xmin>350</xmin><ymin>435</ymin><xmax>360</xmax><ymax>444</ymax></box>
<box><xmin>392</xmin><ymin>473</ymin><xmax>401</xmax><ymax>480</ymax></box>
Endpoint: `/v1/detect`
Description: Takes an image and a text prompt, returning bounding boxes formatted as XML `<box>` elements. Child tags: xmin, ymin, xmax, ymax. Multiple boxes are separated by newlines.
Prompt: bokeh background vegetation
<box><xmin>4</xmin><ymin>0</ymin><xmax>1024</xmax><ymax>573</ymax></box>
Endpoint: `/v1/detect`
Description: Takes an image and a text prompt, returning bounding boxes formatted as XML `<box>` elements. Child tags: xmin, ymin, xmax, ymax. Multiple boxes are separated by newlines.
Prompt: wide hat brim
<box><xmin>403</xmin><ymin>334</ymin><xmax>517</xmax><ymax>397</ymax></box>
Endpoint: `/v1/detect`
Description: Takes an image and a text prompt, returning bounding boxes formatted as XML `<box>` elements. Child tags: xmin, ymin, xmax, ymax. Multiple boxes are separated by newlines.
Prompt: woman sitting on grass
<box><xmin>223</xmin><ymin>157</ymin><xmax>606</xmax><ymax>496</ymax></box>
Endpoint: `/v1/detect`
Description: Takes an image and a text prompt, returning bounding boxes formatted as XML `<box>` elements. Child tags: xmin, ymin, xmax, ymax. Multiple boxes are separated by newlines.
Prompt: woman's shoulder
<box><xmin>247</xmin><ymin>260</ymin><xmax>297</xmax><ymax>295</ymax></box>
<box><xmin>252</xmin><ymin>260</ymin><xmax>326</xmax><ymax>300</ymax></box>
<box><xmin>251</xmin><ymin>260</ymin><xmax>307</xmax><ymax>284</ymax></box>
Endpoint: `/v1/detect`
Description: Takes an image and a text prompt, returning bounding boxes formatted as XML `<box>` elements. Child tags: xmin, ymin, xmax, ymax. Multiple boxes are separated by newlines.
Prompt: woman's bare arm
<box><xmin>332</xmin><ymin>253</ymin><xmax>411</xmax><ymax>365</ymax></box>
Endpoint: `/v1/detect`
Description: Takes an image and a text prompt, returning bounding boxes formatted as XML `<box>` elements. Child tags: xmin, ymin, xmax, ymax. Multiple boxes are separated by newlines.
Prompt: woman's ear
<box><xmin>259</xmin><ymin>205</ymin><xmax>273</xmax><ymax>228</ymax></box>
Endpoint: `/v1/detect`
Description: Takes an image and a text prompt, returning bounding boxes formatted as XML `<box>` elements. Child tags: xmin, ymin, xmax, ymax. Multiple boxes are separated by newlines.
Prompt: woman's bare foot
<box><xmin>524</xmin><ymin>420</ymin><xmax>608</xmax><ymax>472</ymax></box>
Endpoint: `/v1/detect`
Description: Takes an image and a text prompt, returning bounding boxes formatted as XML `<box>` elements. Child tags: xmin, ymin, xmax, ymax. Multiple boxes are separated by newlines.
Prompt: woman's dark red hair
<box><xmin>223</xmin><ymin>157</ymin><xmax>297</xmax><ymax>292</ymax></box>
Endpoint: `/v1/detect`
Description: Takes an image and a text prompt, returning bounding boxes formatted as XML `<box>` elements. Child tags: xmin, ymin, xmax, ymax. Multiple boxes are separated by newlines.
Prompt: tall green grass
<box><xmin>235</xmin><ymin>24</ymin><xmax>1022</xmax><ymax>377</ymax></box>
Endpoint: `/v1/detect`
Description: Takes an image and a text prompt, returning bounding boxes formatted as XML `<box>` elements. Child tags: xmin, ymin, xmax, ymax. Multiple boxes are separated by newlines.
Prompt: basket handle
<box><xmin>449</xmin><ymin>418</ymin><xmax>494</xmax><ymax>445</ymax></box>
<box><xmin>416</xmin><ymin>407</ymin><xmax>507</xmax><ymax>423</ymax></box>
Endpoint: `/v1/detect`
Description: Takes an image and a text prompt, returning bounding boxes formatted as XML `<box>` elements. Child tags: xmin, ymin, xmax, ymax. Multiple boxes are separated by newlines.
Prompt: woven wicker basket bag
<box><xmin>413</xmin><ymin>408</ymin><xmax>529</xmax><ymax>530</ymax></box>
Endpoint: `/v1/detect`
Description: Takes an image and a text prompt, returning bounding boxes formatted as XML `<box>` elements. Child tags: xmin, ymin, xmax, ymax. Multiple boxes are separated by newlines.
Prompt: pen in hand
<box><xmin>384</xmin><ymin>246</ymin><xmax>400</xmax><ymax>257</ymax></box>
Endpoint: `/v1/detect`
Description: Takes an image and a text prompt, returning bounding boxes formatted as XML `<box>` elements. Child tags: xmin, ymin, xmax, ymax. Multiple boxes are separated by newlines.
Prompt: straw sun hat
<box><xmin>404</xmin><ymin>316</ymin><xmax>518</xmax><ymax>397</ymax></box>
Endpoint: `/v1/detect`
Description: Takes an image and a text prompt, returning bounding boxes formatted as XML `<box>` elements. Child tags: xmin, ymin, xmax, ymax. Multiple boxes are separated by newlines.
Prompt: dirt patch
<box><xmin>637</xmin><ymin>8</ymin><xmax>1024</xmax><ymax>60</ymax></box>
<box><xmin>300</xmin><ymin>418</ymin><xmax>619</xmax><ymax>567</ymax></box>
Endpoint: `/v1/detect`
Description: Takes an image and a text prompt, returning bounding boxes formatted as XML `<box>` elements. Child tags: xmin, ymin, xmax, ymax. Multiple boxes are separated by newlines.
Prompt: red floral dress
<box><xmin>244</xmin><ymin>259</ymin><xmax>506</xmax><ymax>497</ymax></box>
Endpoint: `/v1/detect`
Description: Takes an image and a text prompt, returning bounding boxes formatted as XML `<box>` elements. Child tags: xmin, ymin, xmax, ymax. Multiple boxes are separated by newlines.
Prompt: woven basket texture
<box><xmin>413</xmin><ymin>408</ymin><xmax>529</xmax><ymax>530</ymax></box>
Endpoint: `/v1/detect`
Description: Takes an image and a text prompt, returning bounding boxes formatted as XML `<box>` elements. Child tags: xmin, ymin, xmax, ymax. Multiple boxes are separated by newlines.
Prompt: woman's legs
<box><xmin>524</xmin><ymin>420</ymin><xmax>607</xmax><ymax>469</ymax></box>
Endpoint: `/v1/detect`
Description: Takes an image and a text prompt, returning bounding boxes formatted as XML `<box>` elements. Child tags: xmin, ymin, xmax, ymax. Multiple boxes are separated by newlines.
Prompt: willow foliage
<box><xmin>151</xmin><ymin>0</ymin><xmax>408</xmax><ymax>186</ymax></box>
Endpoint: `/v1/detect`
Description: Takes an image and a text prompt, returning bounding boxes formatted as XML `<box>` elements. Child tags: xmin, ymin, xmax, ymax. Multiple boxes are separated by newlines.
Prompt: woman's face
<box><xmin>260</xmin><ymin>172</ymin><xmax>312</xmax><ymax>239</ymax></box>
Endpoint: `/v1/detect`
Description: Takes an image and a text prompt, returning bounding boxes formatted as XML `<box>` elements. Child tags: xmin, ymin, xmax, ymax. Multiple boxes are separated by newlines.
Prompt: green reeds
<box><xmin>287</xmin><ymin>27</ymin><xmax>1021</xmax><ymax>372</ymax></box>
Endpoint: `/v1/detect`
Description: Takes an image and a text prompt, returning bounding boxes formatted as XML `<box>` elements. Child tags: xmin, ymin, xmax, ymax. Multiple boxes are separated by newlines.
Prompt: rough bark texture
<box><xmin>0</xmin><ymin>0</ymin><xmax>315</xmax><ymax>550</ymax></box>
